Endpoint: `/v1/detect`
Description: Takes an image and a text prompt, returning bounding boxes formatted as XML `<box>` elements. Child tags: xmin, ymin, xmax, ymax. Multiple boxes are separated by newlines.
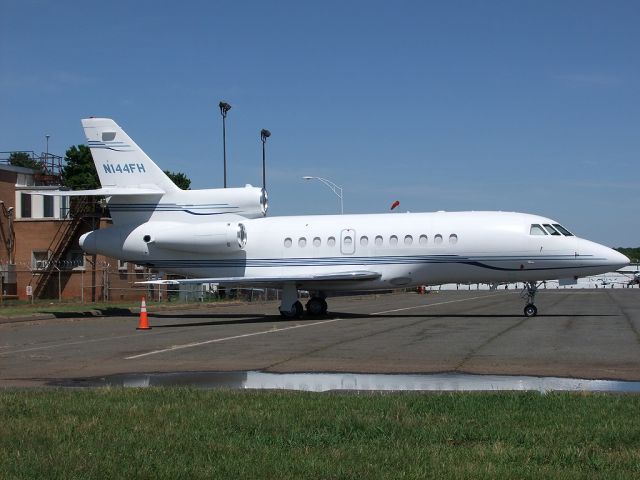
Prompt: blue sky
<box><xmin>1</xmin><ymin>0</ymin><xmax>638</xmax><ymax>246</ymax></box>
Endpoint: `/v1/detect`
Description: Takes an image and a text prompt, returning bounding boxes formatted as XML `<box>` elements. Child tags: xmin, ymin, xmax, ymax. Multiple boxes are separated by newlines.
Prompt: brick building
<box><xmin>0</xmin><ymin>157</ymin><xmax>154</xmax><ymax>301</ymax></box>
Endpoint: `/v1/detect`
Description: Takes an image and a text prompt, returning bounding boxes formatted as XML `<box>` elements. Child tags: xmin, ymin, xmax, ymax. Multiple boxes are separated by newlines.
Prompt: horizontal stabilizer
<box><xmin>138</xmin><ymin>271</ymin><xmax>381</xmax><ymax>287</ymax></box>
<box><xmin>24</xmin><ymin>186</ymin><xmax>165</xmax><ymax>196</ymax></box>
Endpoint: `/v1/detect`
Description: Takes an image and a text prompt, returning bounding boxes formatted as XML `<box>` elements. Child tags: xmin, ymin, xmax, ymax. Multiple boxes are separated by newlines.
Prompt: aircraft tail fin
<box><xmin>81</xmin><ymin>118</ymin><xmax>179</xmax><ymax>193</ymax></box>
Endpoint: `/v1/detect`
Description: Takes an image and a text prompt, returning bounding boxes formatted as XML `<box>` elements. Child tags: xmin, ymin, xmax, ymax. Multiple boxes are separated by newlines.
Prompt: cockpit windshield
<box><xmin>543</xmin><ymin>224</ymin><xmax>561</xmax><ymax>236</ymax></box>
<box><xmin>530</xmin><ymin>223</ymin><xmax>574</xmax><ymax>237</ymax></box>
<box><xmin>552</xmin><ymin>224</ymin><xmax>574</xmax><ymax>236</ymax></box>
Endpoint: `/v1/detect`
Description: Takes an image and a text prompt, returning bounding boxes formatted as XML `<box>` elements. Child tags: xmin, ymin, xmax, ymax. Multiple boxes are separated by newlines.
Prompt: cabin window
<box><xmin>360</xmin><ymin>236</ymin><xmax>369</xmax><ymax>247</ymax></box>
<box><xmin>327</xmin><ymin>236</ymin><xmax>336</xmax><ymax>247</ymax></box>
<box><xmin>419</xmin><ymin>234</ymin><xmax>428</xmax><ymax>245</ymax></box>
<box><xmin>389</xmin><ymin>235</ymin><xmax>398</xmax><ymax>246</ymax></box>
<box><xmin>313</xmin><ymin>237</ymin><xmax>321</xmax><ymax>247</ymax></box>
<box><xmin>298</xmin><ymin>237</ymin><xmax>307</xmax><ymax>248</ymax></box>
<box><xmin>344</xmin><ymin>236</ymin><xmax>352</xmax><ymax>246</ymax></box>
<box><xmin>530</xmin><ymin>224</ymin><xmax>547</xmax><ymax>236</ymax></box>
<box><xmin>404</xmin><ymin>235</ymin><xmax>413</xmax><ymax>246</ymax></box>
<box><xmin>543</xmin><ymin>224</ymin><xmax>561</xmax><ymax>236</ymax></box>
<box><xmin>553</xmin><ymin>224</ymin><xmax>574</xmax><ymax>236</ymax></box>
<box><xmin>434</xmin><ymin>234</ymin><xmax>443</xmax><ymax>245</ymax></box>
<box><xmin>375</xmin><ymin>235</ymin><xmax>383</xmax><ymax>246</ymax></box>
<box><xmin>284</xmin><ymin>238</ymin><xmax>292</xmax><ymax>248</ymax></box>
<box><xmin>449</xmin><ymin>234</ymin><xmax>458</xmax><ymax>244</ymax></box>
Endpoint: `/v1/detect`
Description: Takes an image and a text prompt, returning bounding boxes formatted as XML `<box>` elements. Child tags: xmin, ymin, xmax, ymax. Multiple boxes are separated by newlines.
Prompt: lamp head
<box><xmin>219</xmin><ymin>101</ymin><xmax>231</xmax><ymax>115</ymax></box>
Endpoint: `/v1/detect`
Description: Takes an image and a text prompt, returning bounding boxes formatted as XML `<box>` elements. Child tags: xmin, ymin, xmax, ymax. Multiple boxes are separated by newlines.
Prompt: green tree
<box><xmin>61</xmin><ymin>145</ymin><xmax>99</xmax><ymax>190</ymax></box>
<box><xmin>9</xmin><ymin>151</ymin><xmax>42</xmax><ymax>171</ymax></box>
<box><xmin>164</xmin><ymin>170</ymin><xmax>191</xmax><ymax>190</ymax></box>
<box><xmin>616</xmin><ymin>247</ymin><xmax>640</xmax><ymax>263</ymax></box>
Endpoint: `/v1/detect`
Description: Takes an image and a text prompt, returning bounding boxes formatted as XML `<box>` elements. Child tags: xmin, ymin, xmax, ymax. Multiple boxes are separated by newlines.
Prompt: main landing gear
<box><xmin>305</xmin><ymin>296</ymin><xmax>328</xmax><ymax>316</ymax></box>
<box><xmin>279</xmin><ymin>284</ymin><xmax>328</xmax><ymax>319</ymax></box>
<box><xmin>521</xmin><ymin>282</ymin><xmax>539</xmax><ymax>317</ymax></box>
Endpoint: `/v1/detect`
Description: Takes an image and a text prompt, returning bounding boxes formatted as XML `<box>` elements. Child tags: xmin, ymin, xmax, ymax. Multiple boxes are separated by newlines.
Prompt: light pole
<box><xmin>45</xmin><ymin>134</ymin><xmax>50</xmax><ymax>169</ymax></box>
<box><xmin>219</xmin><ymin>101</ymin><xmax>231</xmax><ymax>188</ymax></box>
<box><xmin>302</xmin><ymin>176</ymin><xmax>343</xmax><ymax>214</ymax></box>
<box><xmin>260</xmin><ymin>129</ymin><xmax>270</xmax><ymax>191</ymax></box>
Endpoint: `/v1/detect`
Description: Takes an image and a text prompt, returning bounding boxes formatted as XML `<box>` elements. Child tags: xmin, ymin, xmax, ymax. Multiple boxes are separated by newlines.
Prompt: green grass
<box><xmin>0</xmin><ymin>298</ymin><xmax>237</xmax><ymax>318</ymax></box>
<box><xmin>1</xmin><ymin>390</ymin><xmax>639</xmax><ymax>479</ymax></box>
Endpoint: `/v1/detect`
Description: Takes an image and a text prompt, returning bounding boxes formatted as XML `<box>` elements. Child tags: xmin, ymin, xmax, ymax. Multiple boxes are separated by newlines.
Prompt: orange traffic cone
<box><xmin>137</xmin><ymin>297</ymin><xmax>151</xmax><ymax>330</ymax></box>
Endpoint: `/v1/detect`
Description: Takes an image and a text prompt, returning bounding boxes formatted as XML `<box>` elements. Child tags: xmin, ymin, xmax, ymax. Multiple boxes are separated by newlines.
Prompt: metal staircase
<box><xmin>31</xmin><ymin>197</ymin><xmax>95</xmax><ymax>299</ymax></box>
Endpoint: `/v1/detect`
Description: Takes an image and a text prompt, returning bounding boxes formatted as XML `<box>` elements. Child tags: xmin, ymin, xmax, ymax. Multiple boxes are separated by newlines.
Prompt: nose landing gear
<box><xmin>521</xmin><ymin>282</ymin><xmax>540</xmax><ymax>317</ymax></box>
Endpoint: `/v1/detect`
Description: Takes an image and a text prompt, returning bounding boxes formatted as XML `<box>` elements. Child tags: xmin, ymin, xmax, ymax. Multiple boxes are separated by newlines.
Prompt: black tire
<box><xmin>280</xmin><ymin>301</ymin><xmax>304</xmax><ymax>319</ymax></box>
<box><xmin>524</xmin><ymin>304</ymin><xmax>538</xmax><ymax>317</ymax></box>
<box><xmin>306</xmin><ymin>297</ymin><xmax>327</xmax><ymax>316</ymax></box>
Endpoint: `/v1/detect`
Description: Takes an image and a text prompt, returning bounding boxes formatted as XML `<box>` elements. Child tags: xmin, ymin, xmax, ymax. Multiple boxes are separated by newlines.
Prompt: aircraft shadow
<box><xmin>149</xmin><ymin>311</ymin><xmax>617</xmax><ymax>328</ymax></box>
<box><xmin>44</xmin><ymin>308</ymin><xmax>136</xmax><ymax>318</ymax></box>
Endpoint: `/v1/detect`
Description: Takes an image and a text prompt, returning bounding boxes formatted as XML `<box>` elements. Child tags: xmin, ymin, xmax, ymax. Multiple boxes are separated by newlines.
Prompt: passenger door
<box><xmin>340</xmin><ymin>229</ymin><xmax>356</xmax><ymax>255</ymax></box>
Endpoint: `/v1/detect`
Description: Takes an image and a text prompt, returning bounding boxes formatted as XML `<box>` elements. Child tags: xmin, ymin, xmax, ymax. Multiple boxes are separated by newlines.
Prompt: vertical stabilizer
<box><xmin>81</xmin><ymin>118</ymin><xmax>179</xmax><ymax>193</ymax></box>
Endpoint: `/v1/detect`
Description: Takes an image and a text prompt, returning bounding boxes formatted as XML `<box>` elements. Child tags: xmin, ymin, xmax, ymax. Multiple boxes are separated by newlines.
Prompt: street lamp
<box><xmin>302</xmin><ymin>176</ymin><xmax>343</xmax><ymax>214</ymax></box>
<box><xmin>219</xmin><ymin>101</ymin><xmax>231</xmax><ymax>188</ymax></box>
<box><xmin>45</xmin><ymin>134</ymin><xmax>50</xmax><ymax>168</ymax></box>
<box><xmin>260</xmin><ymin>129</ymin><xmax>271</xmax><ymax>191</ymax></box>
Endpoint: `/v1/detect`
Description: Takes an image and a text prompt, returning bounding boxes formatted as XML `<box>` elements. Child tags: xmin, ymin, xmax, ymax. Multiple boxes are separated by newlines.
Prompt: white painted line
<box><xmin>371</xmin><ymin>295</ymin><xmax>489</xmax><ymax>315</ymax></box>
<box><xmin>0</xmin><ymin>331</ymin><xmax>167</xmax><ymax>356</ymax></box>
<box><xmin>125</xmin><ymin>318</ymin><xmax>343</xmax><ymax>360</ymax></box>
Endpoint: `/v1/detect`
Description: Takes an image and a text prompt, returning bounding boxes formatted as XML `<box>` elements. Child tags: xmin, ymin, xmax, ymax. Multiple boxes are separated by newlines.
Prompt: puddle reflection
<box><xmin>69</xmin><ymin>371</ymin><xmax>640</xmax><ymax>393</ymax></box>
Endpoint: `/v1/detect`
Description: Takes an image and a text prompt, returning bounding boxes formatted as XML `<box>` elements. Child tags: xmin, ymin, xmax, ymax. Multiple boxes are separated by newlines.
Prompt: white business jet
<box><xmin>51</xmin><ymin>118</ymin><xmax>630</xmax><ymax>318</ymax></box>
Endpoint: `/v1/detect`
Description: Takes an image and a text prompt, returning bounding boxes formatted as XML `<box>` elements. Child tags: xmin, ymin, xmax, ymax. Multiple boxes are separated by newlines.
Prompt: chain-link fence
<box><xmin>2</xmin><ymin>261</ymin><xmax>294</xmax><ymax>304</ymax></box>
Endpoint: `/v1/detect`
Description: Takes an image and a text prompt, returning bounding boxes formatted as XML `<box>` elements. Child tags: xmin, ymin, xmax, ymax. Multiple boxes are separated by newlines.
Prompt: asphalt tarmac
<box><xmin>1</xmin><ymin>290</ymin><xmax>639</xmax><ymax>387</ymax></box>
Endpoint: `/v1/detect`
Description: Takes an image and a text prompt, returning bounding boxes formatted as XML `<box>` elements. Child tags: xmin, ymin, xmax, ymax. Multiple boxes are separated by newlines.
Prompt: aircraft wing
<box><xmin>24</xmin><ymin>186</ymin><xmax>164</xmax><ymax>196</ymax></box>
<box><xmin>138</xmin><ymin>270</ymin><xmax>381</xmax><ymax>288</ymax></box>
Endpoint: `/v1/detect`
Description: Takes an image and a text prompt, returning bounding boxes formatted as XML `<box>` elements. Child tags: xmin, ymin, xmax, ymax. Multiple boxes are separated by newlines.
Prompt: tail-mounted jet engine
<box><xmin>146</xmin><ymin>222</ymin><xmax>247</xmax><ymax>254</ymax></box>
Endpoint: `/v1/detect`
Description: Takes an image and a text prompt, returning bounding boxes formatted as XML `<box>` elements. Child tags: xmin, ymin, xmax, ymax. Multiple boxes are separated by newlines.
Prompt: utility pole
<box><xmin>219</xmin><ymin>102</ymin><xmax>231</xmax><ymax>187</ymax></box>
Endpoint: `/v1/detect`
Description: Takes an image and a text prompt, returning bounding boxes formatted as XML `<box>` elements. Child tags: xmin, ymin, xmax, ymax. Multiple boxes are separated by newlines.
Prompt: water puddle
<box><xmin>56</xmin><ymin>371</ymin><xmax>640</xmax><ymax>393</ymax></box>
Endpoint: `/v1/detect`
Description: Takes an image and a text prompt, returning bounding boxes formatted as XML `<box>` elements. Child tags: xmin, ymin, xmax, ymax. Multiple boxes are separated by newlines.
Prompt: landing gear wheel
<box><xmin>306</xmin><ymin>297</ymin><xmax>328</xmax><ymax>316</ymax></box>
<box><xmin>280</xmin><ymin>301</ymin><xmax>304</xmax><ymax>319</ymax></box>
<box><xmin>524</xmin><ymin>304</ymin><xmax>538</xmax><ymax>317</ymax></box>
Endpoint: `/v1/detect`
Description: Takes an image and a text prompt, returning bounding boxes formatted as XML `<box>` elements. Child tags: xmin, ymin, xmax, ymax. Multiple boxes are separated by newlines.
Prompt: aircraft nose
<box><xmin>608</xmin><ymin>248</ymin><xmax>630</xmax><ymax>269</ymax></box>
<box><xmin>577</xmin><ymin>239</ymin><xmax>629</xmax><ymax>270</ymax></box>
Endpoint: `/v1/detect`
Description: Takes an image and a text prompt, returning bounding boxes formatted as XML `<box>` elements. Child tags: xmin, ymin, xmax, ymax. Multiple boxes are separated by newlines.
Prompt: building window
<box><xmin>21</xmin><ymin>193</ymin><xmax>31</xmax><ymax>218</ymax></box>
<box><xmin>60</xmin><ymin>196</ymin><xmax>70</xmax><ymax>218</ymax></box>
<box><xmin>43</xmin><ymin>196</ymin><xmax>54</xmax><ymax>218</ymax></box>
<box><xmin>65</xmin><ymin>250</ymin><xmax>85</xmax><ymax>269</ymax></box>
<box><xmin>32</xmin><ymin>250</ymin><xmax>50</xmax><ymax>270</ymax></box>
<box><xmin>117</xmin><ymin>260</ymin><xmax>128</xmax><ymax>271</ymax></box>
